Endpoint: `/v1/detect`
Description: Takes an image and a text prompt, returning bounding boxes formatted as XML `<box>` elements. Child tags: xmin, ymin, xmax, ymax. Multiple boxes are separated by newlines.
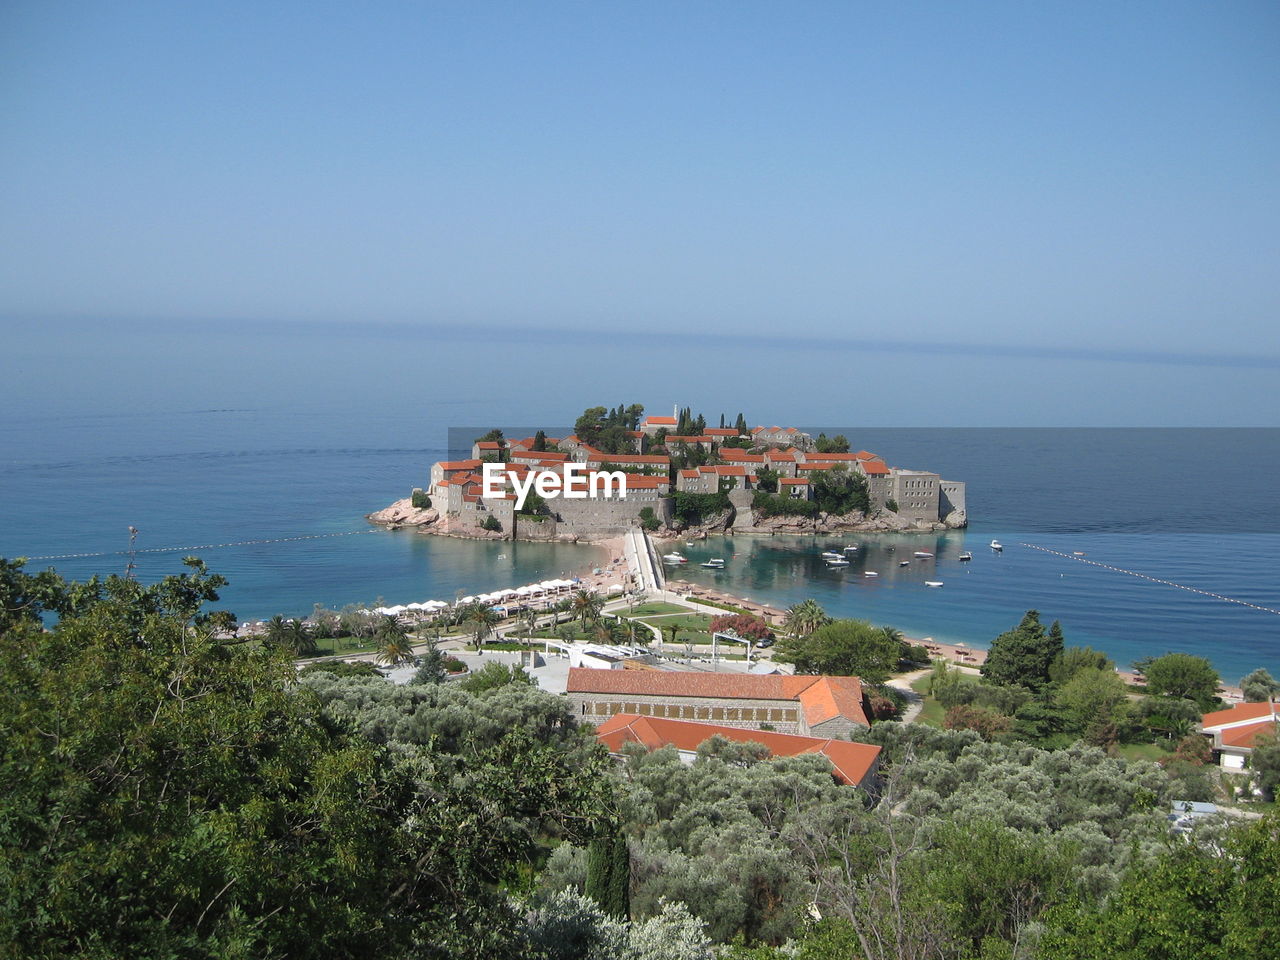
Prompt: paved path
<box><xmin>885</xmin><ymin>667</ymin><xmax>933</xmax><ymax>724</ymax></box>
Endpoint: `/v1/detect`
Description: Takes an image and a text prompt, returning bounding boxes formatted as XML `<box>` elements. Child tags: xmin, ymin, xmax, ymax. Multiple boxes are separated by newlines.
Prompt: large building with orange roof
<box><xmin>595</xmin><ymin>713</ymin><xmax>882</xmax><ymax>789</ymax></box>
<box><xmin>566</xmin><ymin>667</ymin><xmax>871</xmax><ymax>738</ymax></box>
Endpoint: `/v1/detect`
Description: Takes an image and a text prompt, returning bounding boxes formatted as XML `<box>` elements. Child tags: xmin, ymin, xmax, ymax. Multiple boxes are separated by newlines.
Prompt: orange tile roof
<box><xmin>475</xmin><ymin>441</ymin><xmax>503</xmax><ymax>450</ymax></box>
<box><xmin>438</xmin><ymin>459</ymin><xmax>483</xmax><ymax>471</ymax></box>
<box><xmin>679</xmin><ymin>469</ymin><xmax>700</xmax><ymax>479</ymax></box>
<box><xmin>512</xmin><ymin>450</ymin><xmax>570</xmax><ymax>462</ymax></box>
<box><xmin>595</xmin><ymin>714</ymin><xmax>880</xmax><ymax>786</ymax></box>
<box><xmin>715</xmin><ymin>465</ymin><xmax>747</xmax><ymax>476</ymax></box>
<box><xmin>586</xmin><ymin>453</ymin><xmax>671</xmax><ymax>464</ymax></box>
<box><xmin>719</xmin><ymin>450</ymin><xmax>766</xmax><ymax>463</ymax></box>
<box><xmin>704</xmin><ymin>428</ymin><xmax>739</xmax><ymax>437</ymax></box>
<box><xmin>779</xmin><ymin>478</ymin><xmax>809</xmax><ymax>485</ymax></box>
<box><xmin>766</xmin><ymin>451</ymin><xmax>797</xmax><ymax>462</ymax></box>
<box><xmin>798</xmin><ymin>462</ymin><xmax>835</xmax><ymax>471</ymax></box>
<box><xmin>621</xmin><ymin>475</ymin><xmax>670</xmax><ymax>489</ymax></box>
<box><xmin>853</xmin><ymin>450</ymin><xmax>878</xmax><ymax>460</ymax></box>
<box><xmin>1220</xmin><ymin>718</ymin><xmax>1279</xmax><ymax>749</ymax></box>
<box><xmin>807</xmin><ymin>453</ymin><xmax>863</xmax><ymax>462</ymax></box>
<box><xmin>1203</xmin><ymin>701</ymin><xmax>1280</xmax><ymax>728</ymax></box>
<box><xmin>643</xmin><ymin>416</ymin><xmax>678</xmax><ymax>426</ymax></box>
<box><xmin>860</xmin><ymin>460</ymin><xmax>889</xmax><ymax>476</ymax></box>
<box><xmin>568</xmin><ymin>669</ymin><xmax>868</xmax><ymax>726</ymax></box>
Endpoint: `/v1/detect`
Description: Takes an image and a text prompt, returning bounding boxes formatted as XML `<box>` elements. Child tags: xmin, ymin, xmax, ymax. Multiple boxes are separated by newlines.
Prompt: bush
<box><xmin>708</xmin><ymin>613</ymin><xmax>773</xmax><ymax>642</ymax></box>
<box><xmin>671</xmin><ymin>491</ymin><xmax>731</xmax><ymax>526</ymax></box>
<box><xmin>751</xmin><ymin>490</ymin><xmax>819</xmax><ymax>518</ymax></box>
<box><xmin>411</xmin><ymin>489</ymin><xmax>432</xmax><ymax>510</ymax></box>
<box><xmin>944</xmin><ymin>703</ymin><xmax>1013</xmax><ymax>740</ymax></box>
<box><xmin>298</xmin><ymin>659</ymin><xmax>381</xmax><ymax>679</ymax></box>
<box><xmin>885</xmin><ymin>498</ymin><xmax>899</xmax><ymax>513</ymax></box>
<box><xmin>480</xmin><ymin>514</ymin><xmax>502</xmax><ymax>532</ymax></box>
<box><xmin>638</xmin><ymin>507</ymin><xmax>660</xmax><ymax>532</ymax></box>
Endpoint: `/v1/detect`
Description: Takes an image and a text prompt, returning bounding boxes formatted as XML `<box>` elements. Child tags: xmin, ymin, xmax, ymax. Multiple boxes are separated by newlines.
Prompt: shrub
<box><xmin>708</xmin><ymin>613</ymin><xmax>772</xmax><ymax>641</ymax></box>
<box><xmin>479</xmin><ymin>514</ymin><xmax>502</xmax><ymax>532</ymax></box>
<box><xmin>443</xmin><ymin>655</ymin><xmax>466</xmax><ymax>674</ymax></box>
<box><xmin>638</xmin><ymin>506</ymin><xmax>660</xmax><ymax>532</ymax></box>
<box><xmin>944</xmin><ymin>703</ymin><xmax>1013</xmax><ymax>740</ymax></box>
<box><xmin>298</xmin><ymin>659</ymin><xmax>381</xmax><ymax>679</ymax></box>
<box><xmin>751</xmin><ymin>490</ymin><xmax>819</xmax><ymax>518</ymax></box>
<box><xmin>885</xmin><ymin>498</ymin><xmax>899</xmax><ymax>513</ymax></box>
<box><xmin>411</xmin><ymin>489</ymin><xmax>431</xmax><ymax>510</ymax></box>
<box><xmin>671</xmin><ymin>491</ymin><xmax>730</xmax><ymax>526</ymax></box>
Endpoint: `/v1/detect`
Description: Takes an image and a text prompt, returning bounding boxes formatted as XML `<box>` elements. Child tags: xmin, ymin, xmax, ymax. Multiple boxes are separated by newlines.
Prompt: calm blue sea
<box><xmin>1</xmin><ymin>323</ymin><xmax>1277</xmax><ymax>682</ymax></box>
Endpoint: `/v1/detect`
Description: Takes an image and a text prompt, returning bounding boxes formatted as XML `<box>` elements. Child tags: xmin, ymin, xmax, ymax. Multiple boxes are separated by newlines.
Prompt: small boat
<box><xmin>820</xmin><ymin>551</ymin><xmax>844</xmax><ymax>560</ymax></box>
<box><xmin>662</xmin><ymin>553</ymin><xmax>688</xmax><ymax>564</ymax></box>
<box><xmin>702</xmin><ymin>558</ymin><xmax>725</xmax><ymax>569</ymax></box>
<box><xmin>825</xmin><ymin>558</ymin><xmax>850</xmax><ymax>567</ymax></box>
<box><xmin>925</xmin><ymin>581</ymin><xmax>944</xmax><ymax>588</ymax></box>
<box><xmin>914</xmin><ymin>551</ymin><xmax>934</xmax><ymax>559</ymax></box>
<box><xmin>898</xmin><ymin>560</ymin><xmax>910</xmax><ymax>567</ymax></box>
<box><xmin>842</xmin><ymin>544</ymin><xmax>859</xmax><ymax>553</ymax></box>
<box><xmin>990</xmin><ymin>540</ymin><xmax>1003</xmax><ymax>551</ymax></box>
<box><xmin>496</xmin><ymin>554</ymin><xmax>507</xmax><ymax>560</ymax></box>
<box><xmin>958</xmin><ymin>552</ymin><xmax>972</xmax><ymax>562</ymax></box>
<box><xmin>1073</xmin><ymin>551</ymin><xmax>1086</xmax><ymax>556</ymax></box>
<box><xmin>864</xmin><ymin>571</ymin><xmax>879</xmax><ymax>577</ymax></box>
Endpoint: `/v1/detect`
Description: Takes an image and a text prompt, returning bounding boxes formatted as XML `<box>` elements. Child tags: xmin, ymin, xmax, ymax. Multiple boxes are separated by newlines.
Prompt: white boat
<box><xmin>958</xmin><ymin>552</ymin><xmax>972</xmax><ymax>562</ymax></box>
<box><xmin>990</xmin><ymin>540</ymin><xmax>1003</xmax><ymax>551</ymax></box>
<box><xmin>914</xmin><ymin>551</ymin><xmax>934</xmax><ymax>559</ymax></box>
<box><xmin>842</xmin><ymin>545</ymin><xmax>859</xmax><ymax>552</ymax></box>
<box><xmin>662</xmin><ymin>553</ymin><xmax>688</xmax><ymax>564</ymax></box>
<box><xmin>825</xmin><ymin>558</ymin><xmax>850</xmax><ymax>567</ymax></box>
<box><xmin>925</xmin><ymin>580</ymin><xmax>944</xmax><ymax>588</ymax></box>
<box><xmin>702</xmin><ymin>558</ymin><xmax>725</xmax><ymax>568</ymax></box>
<box><xmin>864</xmin><ymin>571</ymin><xmax>879</xmax><ymax>577</ymax></box>
<box><xmin>1072</xmin><ymin>551</ymin><xmax>1086</xmax><ymax>556</ymax></box>
<box><xmin>820</xmin><ymin>551</ymin><xmax>843</xmax><ymax>560</ymax></box>
<box><xmin>898</xmin><ymin>560</ymin><xmax>910</xmax><ymax>567</ymax></box>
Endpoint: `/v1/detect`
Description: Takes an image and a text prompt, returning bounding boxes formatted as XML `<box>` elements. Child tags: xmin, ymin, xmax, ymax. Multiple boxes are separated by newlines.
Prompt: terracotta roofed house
<box><xmin>596</xmin><ymin>713</ymin><xmax>881</xmax><ymax>789</ymax></box>
<box><xmin>1200</xmin><ymin>701</ymin><xmax>1280</xmax><ymax>770</ymax></box>
<box><xmin>566</xmin><ymin>667</ymin><xmax>870</xmax><ymax>737</ymax></box>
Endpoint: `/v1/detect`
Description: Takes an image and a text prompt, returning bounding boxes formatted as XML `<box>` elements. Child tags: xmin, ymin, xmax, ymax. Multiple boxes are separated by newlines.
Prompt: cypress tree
<box><xmin>584</xmin><ymin>831</ymin><xmax>630</xmax><ymax>918</ymax></box>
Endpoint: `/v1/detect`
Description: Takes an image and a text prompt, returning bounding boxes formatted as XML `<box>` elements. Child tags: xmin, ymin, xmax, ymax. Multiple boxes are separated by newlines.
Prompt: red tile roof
<box><xmin>860</xmin><ymin>460</ymin><xmax>889</xmax><ymax>476</ymax></box>
<box><xmin>621</xmin><ymin>475</ymin><xmax>670</xmax><ymax>489</ymax></box>
<box><xmin>643</xmin><ymin>416</ymin><xmax>677</xmax><ymax>426</ymax></box>
<box><xmin>797</xmin><ymin>462</ymin><xmax>835</xmax><ymax>471</ymax></box>
<box><xmin>586</xmin><ymin>453</ymin><xmax>671</xmax><ymax>465</ymax></box>
<box><xmin>512</xmin><ymin>450</ymin><xmax>570</xmax><ymax>462</ymax></box>
<box><xmin>704</xmin><ymin>428</ymin><xmax>739</xmax><ymax>437</ymax></box>
<box><xmin>719</xmin><ymin>449</ymin><xmax>766</xmax><ymax>463</ymax></box>
<box><xmin>596</xmin><ymin>714</ymin><xmax>880</xmax><ymax>786</ymax></box>
<box><xmin>679</xmin><ymin>469</ymin><xmax>700</xmax><ymax>479</ymax></box>
<box><xmin>807</xmin><ymin>453</ymin><xmax>863</xmax><ymax>462</ymax></box>
<box><xmin>438</xmin><ymin>459</ymin><xmax>483</xmax><ymax>471</ymax></box>
<box><xmin>853</xmin><ymin>451</ymin><xmax>878</xmax><ymax>460</ymax></box>
<box><xmin>779</xmin><ymin>478</ymin><xmax>810</xmax><ymax>486</ymax></box>
<box><xmin>475</xmin><ymin>441</ymin><xmax>504</xmax><ymax>450</ymax></box>
<box><xmin>715</xmin><ymin>465</ymin><xmax>747</xmax><ymax>476</ymax></box>
<box><xmin>568</xmin><ymin>669</ymin><xmax>868</xmax><ymax>726</ymax></box>
<box><xmin>1220</xmin><ymin>719</ymin><xmax>1279</xmax><ymax>749</ymax></box>
<box><xmin>1202</xmin><ymin>701</ymin><xmax>1280</xmax><ymax>728</ymax></box>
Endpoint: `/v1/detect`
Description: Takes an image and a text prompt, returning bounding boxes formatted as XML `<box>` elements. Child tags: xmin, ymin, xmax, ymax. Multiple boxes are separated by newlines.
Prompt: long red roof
<box><xmin>595</xmin><ymin>714</ymin><xmax>880</xmax><ymax>786</ymax></box>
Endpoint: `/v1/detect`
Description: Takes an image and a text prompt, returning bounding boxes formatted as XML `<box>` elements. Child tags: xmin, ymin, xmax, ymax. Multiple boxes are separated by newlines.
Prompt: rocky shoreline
<box><xmin>368</xmin><ymin>496</ymin><xmax>964</xmax><ymax>544</ymax></box>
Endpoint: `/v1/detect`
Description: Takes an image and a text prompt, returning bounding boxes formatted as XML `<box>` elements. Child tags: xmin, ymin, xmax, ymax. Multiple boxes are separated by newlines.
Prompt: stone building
<box><xmin>566</xmin><ymin>668</ymin><xmax>871</xmax><ymax>737</ymax></box>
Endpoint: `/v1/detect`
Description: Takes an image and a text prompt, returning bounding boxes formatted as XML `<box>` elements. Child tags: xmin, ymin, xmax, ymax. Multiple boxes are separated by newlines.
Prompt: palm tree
<box><xmin>375</xmin><ymin>616</ymin><xmax>413</xmax><ymax>666</ymax></box>
<box><xmin>571</xmin><ymin>590</ymin><xmax>604</xmax><ymax>633</ymax></box>
<box><xmin>464</xmin><ymin>603</ymin><xmax>500</xmax><ymax>650</ymax></box>
<box><xmin>784</xmin><ymin>599</ymin><xmax>830</xmax><ymax>639</ymax></box>
<box><xmin>263</xmin><ymin>614</ymin><xmax>291</xmax><ymax>649</ymax></box>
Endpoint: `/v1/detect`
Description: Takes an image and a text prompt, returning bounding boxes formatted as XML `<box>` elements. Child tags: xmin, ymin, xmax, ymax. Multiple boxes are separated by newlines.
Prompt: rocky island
<box><xmin>369</xmin><ymin>403</ymin><xmax>966</xmax><ymax>543</ymax></box>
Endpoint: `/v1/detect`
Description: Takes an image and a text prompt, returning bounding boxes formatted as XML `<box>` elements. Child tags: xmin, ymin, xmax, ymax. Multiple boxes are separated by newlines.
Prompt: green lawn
<box><xmin>622</xmin><ymin>602</ymin><xmax>691</xmax><ymax>617</ymax></box>
<box><xmin>306</xmin><ymin>635</ymin><xmax>379</xmax><ymax>658</ymax></box>
<box><xmin>633</xmin><ymin>613</ymin><xmax>716</xmax><ymax>645</ymax></box>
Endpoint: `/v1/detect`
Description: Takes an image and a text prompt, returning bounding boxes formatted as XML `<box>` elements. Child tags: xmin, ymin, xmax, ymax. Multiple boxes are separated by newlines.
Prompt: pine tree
<box><xmin>981</xmin><ymin>610</ymin><xmax>1062</xmax><ymax>691</ymax></box>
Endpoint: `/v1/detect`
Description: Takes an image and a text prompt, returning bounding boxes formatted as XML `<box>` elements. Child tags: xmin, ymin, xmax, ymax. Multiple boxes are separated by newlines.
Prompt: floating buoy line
<box><xmin>1020</xmin><ymin>542</ymin><xmax>1280</xmax><ymax>617</ymax></box>
<box><xmin>21</xmin><ymin>529</ymin><xmax>382</xmax><ymax>562</ymax></box>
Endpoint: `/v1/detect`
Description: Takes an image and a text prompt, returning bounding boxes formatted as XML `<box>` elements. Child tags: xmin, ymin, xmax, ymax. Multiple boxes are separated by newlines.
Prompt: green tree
<box><xmin>532</xmin><ymin>430</ymin><xmax>549</xmax><ymax>452</ymax></box>
<box><xmin>773</xmin><ymin>618</ymin><xmax>904</xmax><ymax>682</ymax></box>
<box><xmin>1143</xmin><ymin>653</ymin><xmax>1220</xmax><ymax>708</ymax></box>
<box><xmin>981</xmin><ymin>611</ymin><xmax>1064</xmax><ymax>691</ymax></box>
<box><xmin>375</xmin><ymin>615</ymin><xmax>414</xmax><ymax>665</ymax></box>
<box><xmin>571</xmin><ymin>589</ymin><xmax>605</xmax><ymax>632</ymax></box>
<box><xmin>783</xmin><ymin>599</ymin><xmax>830</xmax><ymax>639</ymax></box>
<box><xmin>1240</xmin><ymin>667</ymin><xmax>1280</xmax><ymax>703</ymax></box>
<box><xmin>464</xmin><ymin>602</ymin><xmax>501</xmax><ymax>648</ymax></box>
<box><xmin>1050</xmin><ymin>645</ymin><xmax>1115</xmax><ymax>684</ymax></box>
<box><xmin>585</xmin><ymin>830</ymin><xmax>631</xmax><ymax>919</ymax></box>
<box><xmin>460</xmin><ymin>660</ymin><xmax>535</xmax><ymax>693</ymax></box>
<box><xmin>755</xmin><ymin>467</ymin><xmax>780</xmax><ymax>493</ymax></box>
<box><xmin>1056</xmin><ymin>666</ymin><xmax>1129</xmax><ymax>729</ymax></box>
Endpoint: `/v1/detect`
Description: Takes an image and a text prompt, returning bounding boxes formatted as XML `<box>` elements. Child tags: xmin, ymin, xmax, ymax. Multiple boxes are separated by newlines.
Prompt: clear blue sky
<box><xmin>1</xmin><ymin>1</ymin><xmax>1278</xmax><ymax>422</ymax></box>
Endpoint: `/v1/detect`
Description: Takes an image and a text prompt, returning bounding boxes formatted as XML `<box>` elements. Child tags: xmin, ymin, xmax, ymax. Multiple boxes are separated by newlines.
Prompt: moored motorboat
<box><xmin>914</xmin><ymin>551</ymin><xmax>934</xmax><ymax>559</ymax></box>
<box><xmin>825</xmin><ymin>558</ymin><xmax>850</xmax><ymax>567</ymax></box>
<box><xmin>662</xmin><ymin>553</ymin><xmax>688</xmax><ymax>564</ymax></box>
<box><xmin>702</xmin><ymin>558</ymin><xmax>725</xmax><ymax>568</ymax></box>
<box><xmin>990</xmin><ymin>540</ymin><xmax>1003</xmax><ymax>551</ymax></box>
<box><xmin>899</xmin><ymin>560</ymin><xmax>910</xmax><ymax>567</ymax></box>
<box><xmin>820</xmin><ymin>551</ymin><xmax>843</xmax><ymax>560</ymax></box>
<box><xmin>925</xmin><ymin>580</ymin><xmax>944</xmax><ymax>587</ymax></box>
<box><xmin>958</xmin><ymin>552</ymin><xmax>972</xmax><ymax>562</ymax></box>
<box><xmin>864</xmin><ymin>571</ymin><xmax>879</xmax><ymax>577</ymax></box>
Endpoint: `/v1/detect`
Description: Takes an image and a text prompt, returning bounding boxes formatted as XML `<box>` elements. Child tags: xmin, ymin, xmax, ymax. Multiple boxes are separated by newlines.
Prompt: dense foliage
<box><xmin>773</xmin><ymin>618</ymin><xmax>906</xmax><ymax>682</ymax></box>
